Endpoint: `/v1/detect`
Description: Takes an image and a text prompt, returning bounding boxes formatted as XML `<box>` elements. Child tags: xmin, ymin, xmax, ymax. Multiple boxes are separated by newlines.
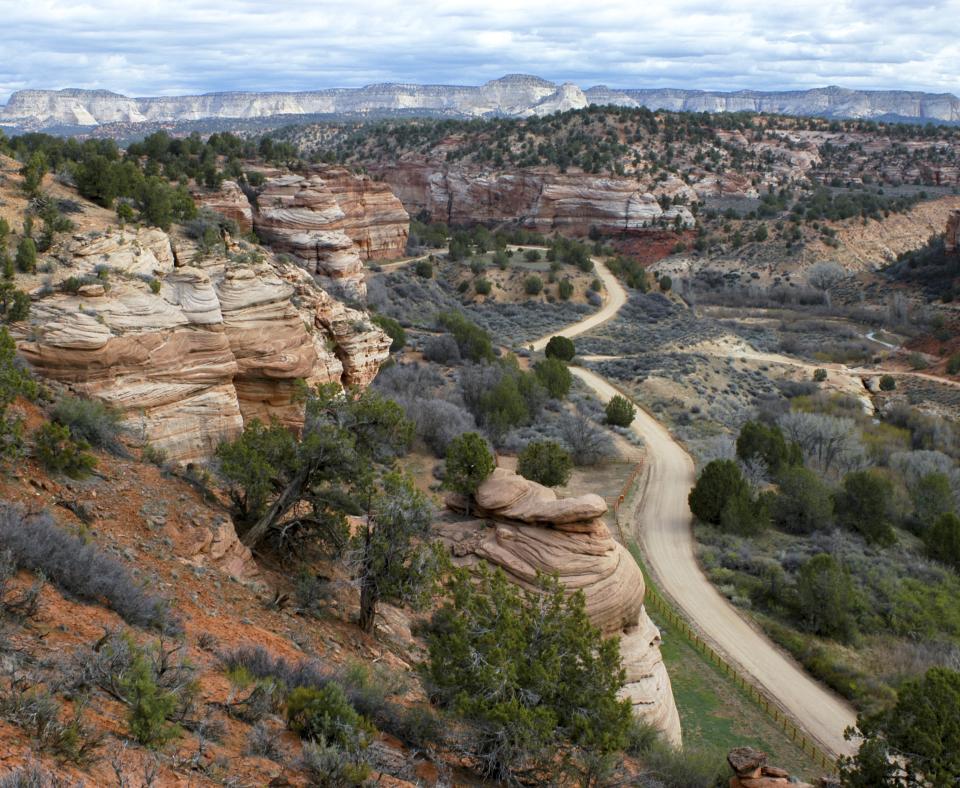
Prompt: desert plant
<box><xmin>415</xmin><ymin>259</ymin><xmax>433</xmax><ymax>278</ymax></box>
<box><xmin>422</xmin><ymin>334</ymin><xmax>461</xmax><ymax>364</ymax></box>
<box><xmin>517</xmin><ymin>440</ymin><xmax>573</xmax><ymax>487</ymax></box>
<box><xmin>286</xmin><ymin>683</ymin><xmax>374</xmax><ymax>750</ymax></box>
<box><xmin>533</xmin><ymin>357</ymin><xmax>572</xmax><ymax>399</ymax></box>
<box><xmin>50</xmin><ymin>395</ymin><xmax>124</xmax><ymax>455</ymax></box>
<box><xmin>300</xmin><ymin>737</ymin><xmax>370</xmax><ymax>787</ymax></box>
<box><xmin>370</xmin><ymin>314</ymin><xmax>406</xmax><ymax>352</ymax></box>
<box><xmin>524</xmin><ymin>274</ymin><xmax>543</xmax><ymax>295</ymax></box>
<box><xmin>604</xmin><ymin>395</ymin><xmax>636</xmax><ymax>427</ymax></box>
<box><xmin>443</xmin><ymin>432</ymin><xmax>495</xmax><ymax>512</ymax></box>
<box><xmin>31</xmin><ymin>422</ymin><xmax>96</xmax><ymax>478</ymax></box>
<box><xmin>689</xmin><ymin>459</ymin><xmax>750</xmax><ymax>525</ymax></box>
<box><xmin>544</xmin><ymin>335</ymin><xmax>576</xmax><ymax>361</ymax></box>
<box><xmin>0</xmin><ymin>504</ymin><xmax>177</xmax><ymax>631</ymax></box>
<box><xmin>879</xmin><ymin>374</ymin><xmax>896</xmax><ymax>391</ymax></box>
<box><xmin>813</xmin><ymin>368</ymin><xmax>828</xmax><ymax>382</ymax></box>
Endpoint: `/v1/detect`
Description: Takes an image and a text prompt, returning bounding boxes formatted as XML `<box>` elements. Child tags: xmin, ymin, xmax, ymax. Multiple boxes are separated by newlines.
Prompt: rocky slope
<box><xmin>440</xmin><ymin>467</ymin><xmax>682</xmax><ymax>746</ymax></box>
<box><xmin>4</xmin><ymin>76</ymin><xmax>959</xmax><ymax>130</ymax></box>
<box><xmin>375</xmin><ymin>161</ymin><xmax>695</xmax><ymax>235</ymax></box>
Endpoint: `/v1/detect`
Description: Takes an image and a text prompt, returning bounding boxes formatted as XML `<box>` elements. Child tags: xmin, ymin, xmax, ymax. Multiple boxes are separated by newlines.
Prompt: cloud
<box><xmin>1</xmin><ymin>0</ymin><xmax>958</xmax><ymax>103</ymax></box>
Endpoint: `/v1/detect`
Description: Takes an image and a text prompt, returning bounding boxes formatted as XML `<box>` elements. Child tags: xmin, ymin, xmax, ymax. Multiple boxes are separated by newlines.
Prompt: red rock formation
<box><xmin>253</xmin><ymin>168</ymin><xmax>408</xmax><ymax>300</ymax></box>
<box><xmin>369</xmin><ymin>161</ymin><xmax>694</xmax><ymax>236</ymax></box>
<box><xmin>946</xmin><ymin>209</ymin><xmax>960</xmax><ymax>254</ymax></box>
<box><xmin>726</xmin><ymin>747</ymin><xmax>819</xmax><ymax>788</ymax></box>
<box><xmin>17</xmin><ymin>227</ymin><xmax>389</xmax><ymax>464</ymax></box>
<box><xmin>195</xmin><ymin>180</ymin><xmax>253</xmax><ymax>234</ymax></box>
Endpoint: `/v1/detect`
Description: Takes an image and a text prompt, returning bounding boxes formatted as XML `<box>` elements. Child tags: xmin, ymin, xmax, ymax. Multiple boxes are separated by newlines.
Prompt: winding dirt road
<box><xmin>537</xmin><ymin>259</ymin><xmax>858</xmax><ymax>758</ymax></box>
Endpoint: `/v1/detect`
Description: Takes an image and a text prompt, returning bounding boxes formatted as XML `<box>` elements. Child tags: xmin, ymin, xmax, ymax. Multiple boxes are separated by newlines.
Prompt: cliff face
<box><xmin>17</xmin><ymin>227</ymin><xmax>389</xmax><ymax>465</ymax></box>
<box><xmin>441</xmin><ymin>468</ymin><xmax>682</xmax><ymax>746</ymax></box>
<box><xmin>5</xmin><ymin>77</ymin><xmax>960</xmax><ymax>130</ymax></box>
<box><xmin>375</xmin><ymin>162</ymin><xmax>694</xmax><ymax>235</ymax></box>
<box><xmin>197</xmin><ymin>170</ymin><xmax>408</xmax><ymax>301</ymax></box>
<box><xmin>946</xmin><ymin>209</ymin><xmax>960</xmax><ymax>254</ymax></box>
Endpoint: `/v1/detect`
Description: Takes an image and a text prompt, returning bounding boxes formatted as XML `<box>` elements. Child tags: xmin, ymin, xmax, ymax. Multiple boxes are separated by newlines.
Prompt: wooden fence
<box><xmin>641</xmin><ymin>576</ymin><xmax>837</xmax><ymax>772</ymax></box>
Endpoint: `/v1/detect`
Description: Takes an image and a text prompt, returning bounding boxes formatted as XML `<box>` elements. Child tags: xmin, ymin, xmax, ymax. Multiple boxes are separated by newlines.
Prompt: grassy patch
<box><xmin>625</xmin><ymin>542</ymin><xmax>819</xmax><ymax>778</ymax></box>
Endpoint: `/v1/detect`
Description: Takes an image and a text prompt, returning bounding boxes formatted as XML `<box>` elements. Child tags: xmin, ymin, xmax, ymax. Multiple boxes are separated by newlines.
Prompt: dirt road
<box><xmin>530</xmin><ymin>259</ymin><xmax>626</xmax><ymax>351</ymax></box>
<box><xmin>535</xmin><ymin>261</ymin><xmax>859</xmax><ymax>758</ymax></box>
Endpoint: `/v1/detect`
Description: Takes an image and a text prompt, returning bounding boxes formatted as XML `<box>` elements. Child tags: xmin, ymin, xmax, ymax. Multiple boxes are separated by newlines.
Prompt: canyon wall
<box><xmin>375</xmin><ymin>162</ymin><xmax>695</xmax><ymax>236</ymax></box>
<box><xmin>199</xmin><ymin>170</ymin><xmax>408</xmax><ymax>301</ymax></box>
<box><xmin>5</xmin><ymin>77</ymin><xmax>960</xmax><ymax>130</ymax></box>
<box><xmin>440</xmin><ymin>468</ymin><xmax>682</xmax><ymax>746</ymax></box>
<box><xmin>18</xmin><ymin>227</ymin><xmax>390</xmax><ymax>464</ymax></box>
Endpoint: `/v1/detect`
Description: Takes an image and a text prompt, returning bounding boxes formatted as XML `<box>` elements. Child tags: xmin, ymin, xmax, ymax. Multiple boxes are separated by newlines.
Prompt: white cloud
<box><xmin>0</xmin><ymin>0</ymin><xmax>958</xmax><ymax>103</ymax></box>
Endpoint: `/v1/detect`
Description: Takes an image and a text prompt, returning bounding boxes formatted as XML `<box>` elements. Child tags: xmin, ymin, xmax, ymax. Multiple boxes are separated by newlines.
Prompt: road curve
<box><xmin>534</xmin><ymin>260</ymin><xmax>858</xmax><ymax>758</ymax></box>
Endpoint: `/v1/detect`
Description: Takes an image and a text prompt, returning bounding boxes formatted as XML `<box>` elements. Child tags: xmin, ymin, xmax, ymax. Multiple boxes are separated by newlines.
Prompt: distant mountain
<box><xmin>3</xmin><ymin>75</ymin><xmax>959</xmax><ymax>131</ymax></box>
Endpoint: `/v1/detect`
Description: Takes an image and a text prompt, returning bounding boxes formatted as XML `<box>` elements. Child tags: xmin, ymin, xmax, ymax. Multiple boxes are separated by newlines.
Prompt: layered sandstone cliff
<box><xmin>250</xmin><ymin>170</ymin><xmax>408</xmax><ymax>300</ymax></box>
<box><xmin>440</xmin><ymin>467</ymin><xmax>682</xmax><ymax>746</ymax></box>
<box><xmin>370</xmin><ymin>162</ymin><xmax>694</xmax><ymax>236</ymax></box>
<box><xmin>17</xmin><ymin>227</ymin><xmax>390</xmax><ymax>464</ymax></box>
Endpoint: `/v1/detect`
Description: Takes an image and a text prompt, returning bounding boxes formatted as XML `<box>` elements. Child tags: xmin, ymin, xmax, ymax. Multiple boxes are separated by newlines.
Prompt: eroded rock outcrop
<box><xmin>17</xmin><ymin>227</ymin><xmax>390</xmax><ymax>463</ymax></box>
<box><xmin>727</xmin><ymin>747</ymin><xmax>817</xmax><ymax>788</ymax></box>
<box><xmin>196</xmin><ymin>180</ymin><xmax>254</xmax><ymax>234</ymax></box>
<box><xmin>946</xmin><ymin>209</ymin><xmax>960</xmax><ymax>254</ymax></box>
<box><xmin>441</xmin><ymin>467</ymin><xmax>682</xmax><ymax>745</ymax></box>
<box><xmin>371</xmin><ymin>162</ymin><xmax>694</xmax><ymax>236</ymax></box>
<box><xmin>252</xmin><ymin>169</ymin><xmax>408</xmax><ymax>300</ymax></box>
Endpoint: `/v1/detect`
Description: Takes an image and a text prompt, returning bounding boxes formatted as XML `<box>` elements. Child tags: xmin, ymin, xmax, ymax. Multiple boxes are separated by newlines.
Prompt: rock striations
<box><xmin>5</xmin><ymin>77</ymin><xmax>960</xmax><ymax>129</ymax></box>
<box><xmin>17</xmin><ymin>226</ymin><xmax>390</xmax><ymax>464</ymax></box>
<box><xmin>441</xmin><ymin>467</ymin><xmax>682</xmax><ymax>745</ymax></box>
<box><xmin>377</xmin><ymin>162</ymin><xmax>695</xmax><ymax>236</ymax></box>
<box><xmin>201</xmin><ymin>170</ymin><xmax>408</xmax><ymax>300</ymax></box>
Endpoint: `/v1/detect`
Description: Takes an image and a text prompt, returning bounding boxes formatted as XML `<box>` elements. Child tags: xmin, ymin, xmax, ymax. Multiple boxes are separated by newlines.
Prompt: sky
<box><xmin>2</xmin><ymin>0</ymin><xmax>959</xmax><ymax>103</ymax></box>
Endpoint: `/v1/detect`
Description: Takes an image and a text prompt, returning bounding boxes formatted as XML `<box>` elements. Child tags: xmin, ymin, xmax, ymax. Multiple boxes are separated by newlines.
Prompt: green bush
<box><xmin>772</xmin><ymin>466</ymin><xmax>834</xmax><ymax>534</ymax></box>
<box><xmin>533</xmin><ymin>357</ymin><xmax>572</xmax><ymax>399</ymax></box>
<box><xmin>947</xmin><ymin>354</ymin><xmax>960</xmax><ymax>375</ymax></box>
<box><xmin>517</xmin><ymin>440</ymin><xmax>573</xmax><ymax>487</ymax></box>
<box><xmin>835</xmin><ymin>469</ymin><xmax>896</xmax><ymax>546</ymax></box>
<box><xmin>443</xmin><ymin>432</ymin><xmax>495</xmax><ymax>507</ymax></box>
<box><xmin>301</xmin><ymin>737</ymin><xmax>370</xmax><ymax>787</ymax></box>
<box><xmin>544</xmin><ymin>335</ymin><xmax>575</xmax><ymax>361</ymax></box>
<box><xmin>437</xmin><ymin>310</ymin><xmax>494</xmax><ymax>362</ymax></box>
<box><xmin>524</xmin><ymin>274</ymin><xmax>543</xmax><ymax>295</ymax></box>
<box><xmin>813</xmin><ymin>368</ymin><xmax>828</xmax><ymax>382</ymax></box>
<box><xmin>604</xmin><ymin>395</ymin><xmax>635</xmax><ymax>427</ymax></box>
<box><xmin>795</xmin><ymin>553</ymin><xmax>858</xmax><ymax>642</ymax></box>
<box><xmin>121</xmin><ymin>645</ymin><xmax>181</xmax><ymax>747</ymax></box>
<box><xmin>415</xmin><ymin>259</ymin><xmax>433</xmax><ymax>278</ymax></box>
<box><xmin>32</xmin><ymin>422</ymin><xmax>96</xmax><ymax>478</ymax></box>
<box><xmin>689</xmin><ymin>460</ymin><xmax>750</xmax><ymax>525</ymax></box>
<box><xmin>474</xmin><ymin>277</ymin><xmax>492</xmax><ymax>295</ymax></box>
<box><xmin>879</xmin><ymin>374</ymin><xmax>896</xmax><ymax>391</ymax></box>
<box><xmin>926</xmin><ymin>512</ymin><xmax>960</xmax><ymax>571</ymax></box>
<box><xmin>286</xmin><ymin>684</ymin><xmax>373</xmax><ymax>750</ymax></box>
<box><xmin>15</xmin><ymin>238</ymin><xmax>36</xmax><ymax>273</ymax></box>
<box><xmin>523</xmin><ymin>249</ymin><xmax>541</xmax><ymax>262</ymax></box>
<box><xmin>658</xmin><ymin>275</ymin><xmax>672</xmax><ymax>292</ymax></box>
<box><xmin>50</xmin><ymin>395</ymin><xmax>123</xmax><ymax>454</ymax></box>
<box><xmin>558</xmin><ymin>279</ymin><xmax>574</xmax><ymax>300</ymax></box>
<box><xmin>370</xmin><ymin>314</ymin><xmax>406</xmax><ymax>353</ymax></box>
<box><xmin>736</xmin><ymin>420</ymin><xmax>800</xmax><ymax>475</ymax></box>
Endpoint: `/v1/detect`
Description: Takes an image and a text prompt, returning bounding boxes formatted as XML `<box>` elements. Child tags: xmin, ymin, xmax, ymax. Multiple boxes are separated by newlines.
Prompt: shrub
<box><xmin>689</xmin><ymin>459</ymin><xmax>750</xmax><ymax>525</ymax></box>
<box><xmin>0</xmin><ymin>504</ymin><xmax>177</xmax><ymax>631</ymax></box>
<box><xmin>835</xmin><ymin>469</ymin><xmax>896</xmax><ymax>545</ymax></box>
<box><xmin>415</xmin><ymin>259</ymin><xmax>433</xmax><ymax>278</ymax></box>
<box><xmin>50</xmin><ymin>395</ymin><xmax>124</xmax><ymax>455</ymax></box>
<box><xmin>286</xmin><ymin>683</ymin><xmax>373</xmax><ymax>749</ymax></box>
<box><xmin>0</xmin><ymin>688</ymin><xmax>102</xmax><ymax>765</ymax></box>
<box><xmin>604</xmin><ymin>395</ymin><xmax>635</xmax><ymax>427</ymax></box>
<box><xmin>813</xmin><ymin>368</ymin><xmax>828</xmax><ymax>382</ymax></box>
<box><xmin>443</xmin><ymin>432</ymin><xmax>495</xmax><ymax>509</ymax></box>
<box><xmin>559</xmin><ymin>411</ymin><xmax>614</xmax><ymax>466</ymax></box>
<box><xmin>948</xmin><ymin>354</ymin><xmax>960</xmax><ymax>375</ymax></box>
<box><xmin>772</xmin><ymin>466</ymin><xmax>834</xmax><ymax>534</ymax></box>
<box><xmin>926</xmin><ymin>512</ymin><xmax>960</xmax><ymax>571</ymax></box>
<box><xmin>659</xmin><ymin>275</ymin><xmax>672</xmax><ymax>292</ymax></box>
<box><xmin>424</xmin><ymin>567</ymin><xmax>631</xmax><ymax>782</ymax></box>
<box><xmin>558</xmin><ymin>279</ymin><xmax>574</xmax><ymax>300</ymax></box>
<box><xmin>437</xmin><ymin>310</ymin><xmax>494</xmax><ymax>362</ymax></box>
<box><xmin>422</xmin><ymin>334</ymin><xmax>461</xmax><ymax>364</ymax></box>
<box><xmin>524</xmin><ymin>275</ymin><xmax>543</xmax><ymax>295</ymax></box>
<box><xmin>122</xmin><ymin>644</ymin><xmax>181</xmax><ymax>746</ymax></box>
<box><xmin>523</xmin><ymin>249</ymin><xmax>541</xmax><ymax>262</ymax></box>
<box><xmin>544</xmin><ymin>335</ymin><xmax>575</xmax><ymax>361</ymax></box>
<box><xmin>32</xmin><ymin>422</ymin><xmax>96</xmax><ymax>478</ymax></box>
<box><xmin>370</xmin><ymin>314</ymin><xmax>405</xmax><ymax>352</ymax></box>
<box><xmin>301</xmin><ymin>738</ymin><xmax>370</xmax><ymax>787</ymax></box>
<box><xmin>879</xmin><ymin>374</ymin><xmax>896</xmax><ymax>391</ymax></box>
<box><xmin>474</xmin><ymin>277</ymin><xmax>492</xmax><ymax>295</ymax></box>
<box><xmin>533</xmin><ymin>357</ymin><xmax>572</xmax><ymax>399</ymax></box>
<box><xmin>795</xmin><ymin>554</ymin><xmax>858</xmax><ymax>642</ymax></box>
<box><xmin>736</xmin><ymin>420</ymin><xmax>800</xmax><ymax>475</ymax></box>
<box><xmin>406</xmin><ymin>398</ymin><xmax>476</xmax><ymax>457</ymax></box>
<box><xmin>15</xmin><ymin>238</ymin><xmax>36</xmax><ymax>273</ymax></box>
<box><xmin>517</xmin><ymin>440</ymin><xmax>573</xmax><ymax>487</ymax></box>
<box><xmin>245</xmin><ymin>721</ymin><xmax>283</xmax><ymax>760</ymax></box>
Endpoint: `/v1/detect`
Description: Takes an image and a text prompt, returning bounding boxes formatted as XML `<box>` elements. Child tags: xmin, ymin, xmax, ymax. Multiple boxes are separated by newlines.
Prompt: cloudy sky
<box><xmin>2</xmin><ymin>0</ymin><xmax>959</xmax><ymax>102</ymax></box>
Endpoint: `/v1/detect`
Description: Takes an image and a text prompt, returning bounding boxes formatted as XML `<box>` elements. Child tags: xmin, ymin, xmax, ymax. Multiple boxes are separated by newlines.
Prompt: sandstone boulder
<box><xmin>195</xmin><ymin>180</ymin><xmax>254</xmax><ymax>234</ymax></box>
<box><xmin>442</xmin><ymin>468</ymin><xmax>681</xmax><ymax>746</ymax></box>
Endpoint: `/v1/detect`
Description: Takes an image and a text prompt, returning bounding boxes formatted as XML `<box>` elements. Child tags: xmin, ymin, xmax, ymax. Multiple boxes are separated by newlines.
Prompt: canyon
<box><xmin>3</xmin><ymin>75</ymin><xmax>960</xmax><ymax>131</ymax></box>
